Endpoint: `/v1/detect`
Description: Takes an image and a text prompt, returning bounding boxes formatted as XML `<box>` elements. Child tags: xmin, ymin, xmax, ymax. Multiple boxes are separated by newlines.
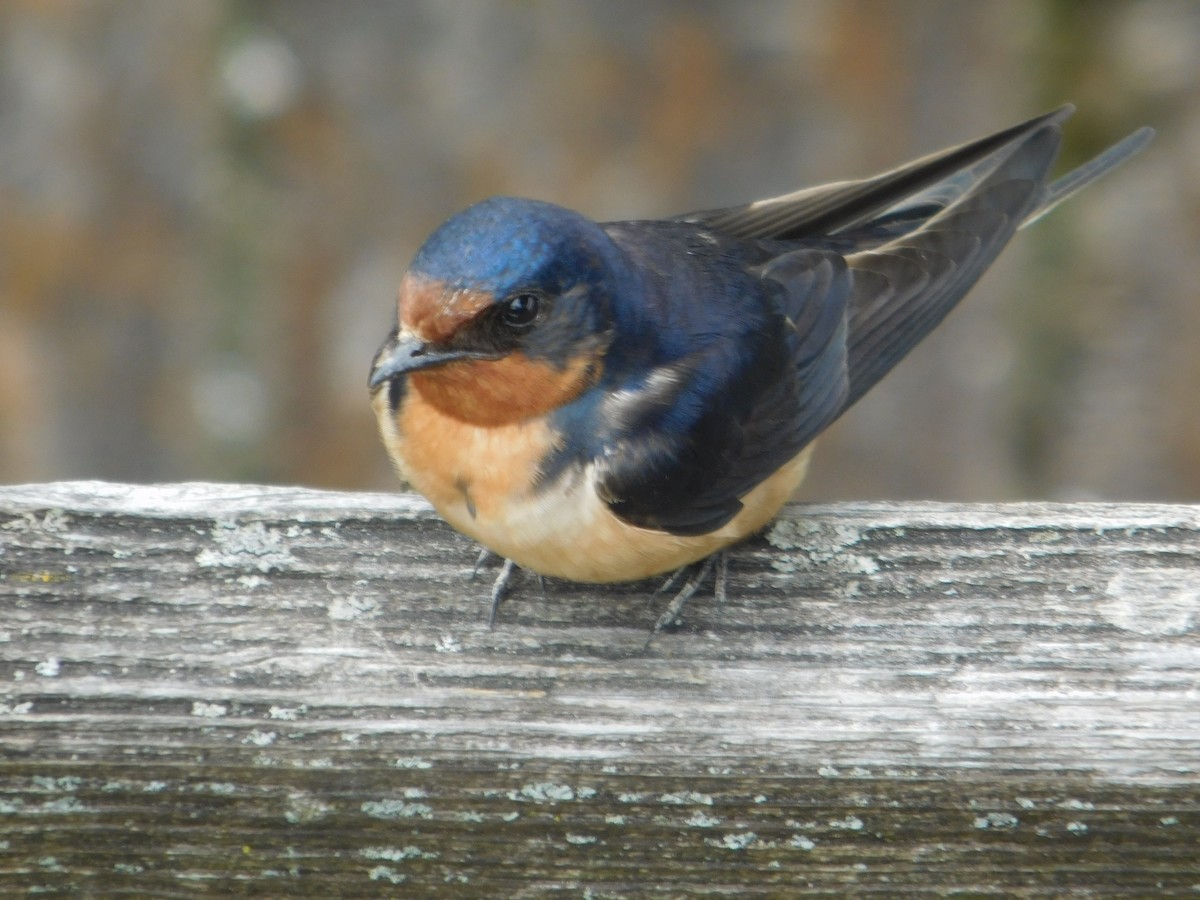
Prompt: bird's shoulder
<box><xmin>540</xmin><ymin>222</ymin><xmax>853</xmax><ymax>536</ymax></box>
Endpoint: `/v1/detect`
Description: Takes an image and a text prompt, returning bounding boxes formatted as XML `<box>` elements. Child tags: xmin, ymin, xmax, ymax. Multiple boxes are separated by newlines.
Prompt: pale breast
<box><xmin>374</xmin><ymin>386</ymin><xmax>814</xmax><ymax>583</ymax></box>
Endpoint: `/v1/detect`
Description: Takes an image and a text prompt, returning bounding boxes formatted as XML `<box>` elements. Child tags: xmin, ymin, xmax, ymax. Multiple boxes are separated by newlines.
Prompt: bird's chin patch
<box><xmin>410</xmin><ymin>351</ymin><xmax>601</xmax><ymax>427</ymax></box>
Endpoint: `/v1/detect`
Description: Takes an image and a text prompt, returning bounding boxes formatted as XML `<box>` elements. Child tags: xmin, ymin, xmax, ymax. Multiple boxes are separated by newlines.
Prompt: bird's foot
<box><xmin>486</xmin><ymin>558</ymin><xmax>520</xmax><ymax>628</ymax></box>
<box><xmin>472</xmin><ymin>549</ymin><xmax>547</xmax><ymax>627</ymax></box>
<box><xmin>646</xmin><ymin>551</ymin><xmax>729</xmax><ymax>644</ymax></box>
<box><xmin>475</xmin><ymin>547</ymin><xmax>729</xmax><ymax>638</ymax></box>
<box><xmin>471</xmin><ymin>547</ymin><xmax>495</xmax><ymax>580</ymax></box>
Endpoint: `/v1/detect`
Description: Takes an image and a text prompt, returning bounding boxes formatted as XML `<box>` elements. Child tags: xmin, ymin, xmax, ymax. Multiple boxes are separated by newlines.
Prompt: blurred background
<box><xmin>1</xmin><ymin>0</ymin><xmax>1197</xmax><ymax>502</ymax></box>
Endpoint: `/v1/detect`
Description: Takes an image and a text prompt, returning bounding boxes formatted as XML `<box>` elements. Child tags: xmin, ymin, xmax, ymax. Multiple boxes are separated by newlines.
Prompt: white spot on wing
<box><xmin>601</xmin><ymin>363</ymin><xmax>687</xmax><ymax>430</ymax></box>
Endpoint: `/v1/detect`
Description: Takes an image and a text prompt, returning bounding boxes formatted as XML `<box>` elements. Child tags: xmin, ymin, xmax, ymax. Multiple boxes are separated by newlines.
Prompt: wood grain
<box><xmin>1</xmin><ymin>482</ymin><xmax>1198</xmax><ymax>895</ymax></box>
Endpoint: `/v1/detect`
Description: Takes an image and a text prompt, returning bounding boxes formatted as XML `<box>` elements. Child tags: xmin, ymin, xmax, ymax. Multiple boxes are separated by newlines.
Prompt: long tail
<box><xmin>677</xmin><ymin>105</ymin><xmax>1153</xmax><ymax>244</ymax></box>
<box><xmin>1021</xmin><ymin>125</ymin><xmax>1154</xmax><ymax>228</ymax></box>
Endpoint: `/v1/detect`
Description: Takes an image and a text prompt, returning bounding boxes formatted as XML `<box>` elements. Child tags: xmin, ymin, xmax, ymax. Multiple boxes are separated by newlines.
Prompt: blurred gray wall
<box><xmin>2</xmin><ymin>0</ymin><xmax>1197</xmax><ymax>501</ymax></box>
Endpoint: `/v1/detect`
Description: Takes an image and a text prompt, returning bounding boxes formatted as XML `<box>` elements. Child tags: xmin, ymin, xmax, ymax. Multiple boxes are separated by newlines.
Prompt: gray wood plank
<box><xmin>1</xmin><ymin>482</ymin><xmax>1198</xmax><ymax>895</ymax></box>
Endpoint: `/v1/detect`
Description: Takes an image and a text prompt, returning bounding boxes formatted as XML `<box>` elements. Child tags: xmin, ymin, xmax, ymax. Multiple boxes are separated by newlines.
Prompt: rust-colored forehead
<box><xmin>399</xmin><ymin>273</ymin><xmax>494</xmax><ymax>343</ymax></box>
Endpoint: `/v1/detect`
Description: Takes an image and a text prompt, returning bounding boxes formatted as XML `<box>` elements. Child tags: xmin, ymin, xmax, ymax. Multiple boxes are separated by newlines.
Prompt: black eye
<box><xmin>500</xmin><ymin>293</ymin><xmax>540</xmax><ymax>330</ymax></box>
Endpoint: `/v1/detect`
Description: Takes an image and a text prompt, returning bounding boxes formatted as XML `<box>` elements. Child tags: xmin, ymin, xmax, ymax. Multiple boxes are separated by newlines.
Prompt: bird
<box><xmin>369</xmin><ymin>105</ymin><xmax>1152</xmax><ymax>632</ymax></box>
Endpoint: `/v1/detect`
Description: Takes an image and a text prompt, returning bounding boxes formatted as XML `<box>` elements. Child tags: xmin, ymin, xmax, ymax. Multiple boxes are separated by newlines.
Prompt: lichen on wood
<box><xmin>1</xmin><ymin>482</ymin><xmax>1198</xmax><ymax>894</ymax></box>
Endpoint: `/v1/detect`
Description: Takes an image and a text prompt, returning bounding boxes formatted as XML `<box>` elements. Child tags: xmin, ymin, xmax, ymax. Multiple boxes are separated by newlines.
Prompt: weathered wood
<box><xmin>1</xmin><ymin>481</ymin><xmax>1198</xmax><ymax>895</ymax></box>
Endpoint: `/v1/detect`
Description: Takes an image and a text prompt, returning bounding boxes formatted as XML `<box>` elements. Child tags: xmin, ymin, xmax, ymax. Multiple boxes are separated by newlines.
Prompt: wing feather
<box><xmin>595</xmin><ymin>250</ymin><xmax>850</xmax><ymax>535</ymax></box>
<box><xmin>589</xmin><ymin>109</ymin><xmax>1150</xmax><ymax>536</ymax></box>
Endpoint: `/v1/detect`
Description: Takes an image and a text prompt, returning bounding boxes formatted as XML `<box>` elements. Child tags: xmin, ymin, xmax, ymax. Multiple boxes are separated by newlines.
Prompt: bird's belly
<box><xmin>482</xmin><ymin>449</ymin><xmax>813</xmax><ymax>582</ymax></box>
<box><xmin>376</xmin><ymin>387</ymin><xmax>814</xmax><ymax>583</ymax></box>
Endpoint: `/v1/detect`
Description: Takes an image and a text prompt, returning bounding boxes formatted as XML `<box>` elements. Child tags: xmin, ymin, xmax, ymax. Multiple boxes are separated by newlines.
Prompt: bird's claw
<box><xmin>487</xmin><ymin>558</ymin><xmax>519</xmax><ymax>628</ymax></box>
<box><xmin>646</xmin><ymin>551</ymin><xmax>729</xmax><ymax>646</ymax></box>
<box><xmin>476</xmin><ymin>546</ymin><xmax>729</xmax><ymax>642</ymax></box>
<box><xmin>471</xmin><ymin>548</ymin><xmax>495</xmax><ymax>580</ymax></box>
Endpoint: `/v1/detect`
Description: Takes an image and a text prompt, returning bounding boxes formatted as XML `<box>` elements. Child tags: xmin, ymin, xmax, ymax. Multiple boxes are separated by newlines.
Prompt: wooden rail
<box><xmin>2</xmin><ymin>482</ymin><xmax>1198</xmax><ymax>894</ymax></box>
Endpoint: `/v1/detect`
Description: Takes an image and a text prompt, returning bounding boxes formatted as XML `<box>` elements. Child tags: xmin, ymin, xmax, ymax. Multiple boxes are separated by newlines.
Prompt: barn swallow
<box><xmin>369</xmin><ymin>105</ymin><xmax>1152</xmax><ymax>632</ymax></box>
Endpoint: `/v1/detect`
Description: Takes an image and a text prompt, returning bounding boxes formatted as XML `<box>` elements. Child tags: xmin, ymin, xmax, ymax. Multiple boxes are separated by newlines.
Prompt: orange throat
<box><xmin>410</xmin><ymin>352</ymin><xmax>601</xmax><ymax>427</ymax></box>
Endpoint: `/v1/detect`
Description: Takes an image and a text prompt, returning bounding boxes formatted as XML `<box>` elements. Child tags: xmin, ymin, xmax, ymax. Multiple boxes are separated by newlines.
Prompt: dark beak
<box><xmin>368</xmin><ymin>332</ymin><xmax>486</xmax><ymax>389</ymax></box>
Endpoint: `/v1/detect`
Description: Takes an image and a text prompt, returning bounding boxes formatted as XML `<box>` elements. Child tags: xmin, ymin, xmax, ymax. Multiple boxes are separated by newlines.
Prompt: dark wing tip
<box><xmin>674</xmin><ymin>106</ymin><xmax>1079</xmax><ymax>242</ymax></box>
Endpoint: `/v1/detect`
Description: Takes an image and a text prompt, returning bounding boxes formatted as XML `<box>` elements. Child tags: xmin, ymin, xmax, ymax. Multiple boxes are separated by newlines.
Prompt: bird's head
<box><xmin>369</xmin><ymin>197</ymin><xmax>625</xmax><ymax>427</ymax></box>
